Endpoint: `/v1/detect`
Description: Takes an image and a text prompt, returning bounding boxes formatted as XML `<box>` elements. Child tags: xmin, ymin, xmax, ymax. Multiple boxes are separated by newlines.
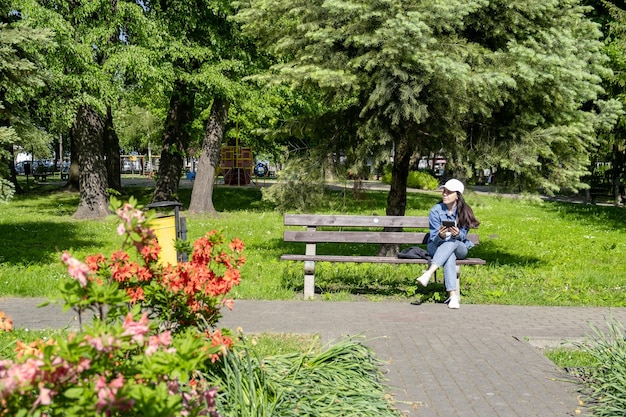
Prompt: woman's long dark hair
<box><xmin>456</xmin><ymin>193</ymin><xmax>480</xmax><ymax>229</ymax></box>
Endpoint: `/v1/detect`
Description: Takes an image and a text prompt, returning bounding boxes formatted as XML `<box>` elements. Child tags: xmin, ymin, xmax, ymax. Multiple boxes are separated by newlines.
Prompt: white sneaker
<box><xmin>448</xmin><ymin>294</ymin><xmax>460</xmax><ymax>309</ymax></box>
<box><xmin>417</xmin><ymin>272</ymin><xmax>431</xmax><ymax>287</ymax></box>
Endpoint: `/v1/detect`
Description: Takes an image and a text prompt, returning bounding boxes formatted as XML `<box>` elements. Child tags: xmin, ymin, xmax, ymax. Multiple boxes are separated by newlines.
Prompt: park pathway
<box><xmin>3</xmin><ymin>297</ymin><xmax>625</xmax><ymax>416</ymax></box>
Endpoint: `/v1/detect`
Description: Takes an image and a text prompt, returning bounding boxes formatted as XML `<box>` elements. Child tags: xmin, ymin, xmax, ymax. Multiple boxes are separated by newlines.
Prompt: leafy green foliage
<box><xmin>235</xmin><ymin>0</ymin><xmax>621</xmax><ymax>195</ymax></box>
<box><xmin>261</xmin><ymin>156</ymin><xmax>327</xmax><ymax>212</ymax></box>
<box><xmin>0</xmin><ymin>6</ymin><xmax>55</xmax><ymax>178</ymax></box>
<box><xmin>381</xmin><ymin>167</ymin><xmax>439</xmax><ymax>190</ymax></box>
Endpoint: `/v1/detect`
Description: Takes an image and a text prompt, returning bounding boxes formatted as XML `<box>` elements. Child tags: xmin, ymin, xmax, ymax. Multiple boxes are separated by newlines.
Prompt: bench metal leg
<box><xmin>456</xmin><ymin>265</ymin><xmax>461</xmax><ymax>297</ymax></box>
<box><xmin>304</xmin><ymin>261</ymin><xmax>315</xmax><ymax>299</ymax></box>
<box><xmin>303</xmin><ymin>239</ymin><xmax>316</xmax><ymax>299</ymax></box>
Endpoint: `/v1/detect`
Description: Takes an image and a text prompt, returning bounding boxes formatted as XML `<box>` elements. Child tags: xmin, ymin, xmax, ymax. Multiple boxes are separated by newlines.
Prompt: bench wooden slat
<box><xmin>284</xmin><ymin>230</ymin><xmax>427</xmax><ymax>244</ymax></box>
<box><xmin>285</xmin><ymin>230</ymin><xmax>480</xmax><ymax>245</ymax></box>
<box><xmin>281</xmin><ymin>254</ymin><xmax>486</xmax><ymax>265</ymax></box>
<box><xmin>284</xmin><ymin>214</ymin><xmax>430</xmax><ymax>228</ymax></box>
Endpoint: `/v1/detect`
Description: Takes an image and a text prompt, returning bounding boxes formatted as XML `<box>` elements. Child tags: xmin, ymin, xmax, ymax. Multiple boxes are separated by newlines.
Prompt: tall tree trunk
<box><xmin>153</xmin><ymin>80</ymin><xmax>195</xmax><ymax>203</ymax></box>
<box><xmin>5</xmin><ymin>145</ymin><xmax>23</xmax><ymax>194</ymax></box>
<box><xmin>104</xmin><ymin>105</ymin><xmax>121</xmax><ymax>191</ymax></box>
<box><xmin>386</xmin><ymin>135</ymin><xmax>411</xmax><ymax>217</ymax></box>
<box><xmin>189</xmin><ymin>98</ymin><xmax>230</xmax><ymax>215</ymax></box>
<box><xmin>610</xmin><ymin>143</ymin><xmax>625</xmax><ymax>206</ymax></box>
<box><xmin>379</xmin><ymin>135</ymin><xmax>412</xmax><ymax>256</ymax></box>
<box><xmin>72</xmin><ymin>105</ymin><xmax>109</xmax><ymax>219</ymax></box>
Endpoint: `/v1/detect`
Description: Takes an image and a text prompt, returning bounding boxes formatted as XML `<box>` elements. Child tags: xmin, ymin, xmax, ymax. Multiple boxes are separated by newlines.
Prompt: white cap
<box><xmin>439</xmin><ymin>179</ymin><xmax>464</xmax><ymax>194</ymax></box>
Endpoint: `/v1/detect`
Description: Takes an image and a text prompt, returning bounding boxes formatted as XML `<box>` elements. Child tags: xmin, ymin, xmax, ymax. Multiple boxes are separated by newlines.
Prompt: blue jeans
<box><xmin>430</xmin><ymin>240</ymin><xmax>468</xmax><ymax>291</ymax></box>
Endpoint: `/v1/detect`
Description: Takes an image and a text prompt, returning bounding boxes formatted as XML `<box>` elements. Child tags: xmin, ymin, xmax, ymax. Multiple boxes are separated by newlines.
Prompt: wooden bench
<box><xmin>281</xmin><ymin>214</ymin><xmax>486</xmax><ymax>299</ymax></box>
<box><xmin>586</xmin><ymin>185</ymin><xmax>626</xmax><ymax>205</ymax></box>
<box><xmin>32</xmin><ymin>172</ymin><xmax>50</xmax><ymax>182</ymax></box>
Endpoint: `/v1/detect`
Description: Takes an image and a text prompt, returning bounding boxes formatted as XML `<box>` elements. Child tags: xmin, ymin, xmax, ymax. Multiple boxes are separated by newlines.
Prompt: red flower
<box><xmin>139</xmin><ymin>240</ymin><xmax>161</xmax><ymax>263</ymax></box>
<box><xmin>85</xmin><ymin>254</ymin><xmax>107</xmax><ymax>271</ymax></box>
<box><xmin>229</xmin><ymin>238</ymin><xmax>244</xmax><ymax>252</ymax></box>
<box><xmin>126</xmin><ymin>287</ymin><xmax>145</xmax><ymax>303</ymax></box>
<box><xmin>110</xmin><ymin>251</ymin><xmax>129</xmax><ymax>263</ymax></box>
<box><xmin>136</xmin><ymin>267</ymin><xmax>153</xmax><ymax>282</ymax></box>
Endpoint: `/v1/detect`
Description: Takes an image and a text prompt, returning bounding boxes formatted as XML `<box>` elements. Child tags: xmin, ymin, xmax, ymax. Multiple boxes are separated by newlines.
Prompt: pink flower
<box><xmin>85</xmin><ymin>335</ymin><xmax>120</xmax><ymax>352</ymax></box>
<box><xmin>61</xmin><ymin>252</ymin><xmax>89</xmax><ymax>288</ymax></box>
<box><xmin>145</xmin><ymin>331</ymin><xmax>172</xmax><ymax>355</ymax></box>
<box><xmin>94</xmin><ymin>374</ymin><xmax>132</xmax><ymax>412</ymax></box>
<box><xmin>0</xmin><ymin>357</ymin><xmax>44</xmax><ymax>399</ymax></box>
<box><xmin>223</xmin><ymin>299</ymin><xmax>234</xmax><ymax>311</ymax></box>
<box><xmin>122</xmin><ymin>313</ymin><xmax>150</xmax><ymax>344</ymax></box>
<box><xmin>36</xmin><ymin>384</ymin><xmax>53</xmax><ymax>406</ymax></box>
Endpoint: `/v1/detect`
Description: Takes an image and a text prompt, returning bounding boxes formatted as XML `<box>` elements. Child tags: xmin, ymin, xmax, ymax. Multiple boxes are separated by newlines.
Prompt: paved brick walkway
<box><xmin>3</xmin><ymin>297</ymin><xmax>625</xmax><ymax>417</ymax></box>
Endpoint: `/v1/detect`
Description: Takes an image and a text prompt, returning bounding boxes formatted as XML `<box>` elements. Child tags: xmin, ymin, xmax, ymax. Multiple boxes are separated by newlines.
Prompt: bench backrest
<box><xmin>284</xmin><ymin>214</ymin><xmax>479</xmax><ymax>245</ymax></box>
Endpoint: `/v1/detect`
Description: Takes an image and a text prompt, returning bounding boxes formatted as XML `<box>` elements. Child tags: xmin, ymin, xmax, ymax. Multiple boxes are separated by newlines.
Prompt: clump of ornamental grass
<box><xmin>569</xmin><ymin>319</ymin><xmax>626</xmax><ymax>416</ymax></box>
<box><xmin>204</xmin><ymin>336</ymin><xmax>401</xmax><ymax>417</ymax></box>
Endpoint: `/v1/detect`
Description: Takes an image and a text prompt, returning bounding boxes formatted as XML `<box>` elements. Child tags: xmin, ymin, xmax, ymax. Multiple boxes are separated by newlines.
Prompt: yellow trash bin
<box><xmin>150</xmin><ymin>216</ymin><xmax>178</xmax><ymax>265</ymax></box>
<box><xmin>145</xmin><ymin>201</ymin><xmax>186</xmax><ymax>265</ymax></box>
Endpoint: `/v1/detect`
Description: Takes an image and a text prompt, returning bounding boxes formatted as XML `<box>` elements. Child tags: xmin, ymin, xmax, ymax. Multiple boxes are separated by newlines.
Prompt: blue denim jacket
<box><xmin>426</xmin><ymin>202</ymin><xmax>474</xmax><ymax>256</ymax></box>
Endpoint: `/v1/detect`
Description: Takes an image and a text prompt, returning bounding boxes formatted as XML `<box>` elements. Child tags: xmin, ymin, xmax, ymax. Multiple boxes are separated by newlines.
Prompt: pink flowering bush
<box><xmin>0</xmin><ymin>197</ymin><xmax>245</xmax><ymax>416</ymax></box>
<box><xmin>0</xmin><ymin>312</ymin><xmax>220</xmax><ymax>416</ymax></box>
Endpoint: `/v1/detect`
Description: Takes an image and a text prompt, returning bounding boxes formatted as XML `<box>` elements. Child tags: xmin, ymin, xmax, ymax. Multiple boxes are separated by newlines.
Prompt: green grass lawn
<box><xmin>1</xmin><ymin>181</ymin><xmax>625</xmax><ymax>307</ymax></box>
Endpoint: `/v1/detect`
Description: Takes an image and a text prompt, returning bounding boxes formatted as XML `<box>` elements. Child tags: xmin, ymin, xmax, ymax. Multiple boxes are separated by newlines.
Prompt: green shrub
<box><xmin>261</xmin><ymin>156</ymin><xmax>326</xmax><ymax>212</ymax></box>
<box><xmin>381</xmin><ymin>166</ymin><xmax>439</xmax><ymax>190</ymax></box>
<box><xmin>407</xmin><ymin>170</ymin><xmax>439</xmax><ymax>190</ymax></box>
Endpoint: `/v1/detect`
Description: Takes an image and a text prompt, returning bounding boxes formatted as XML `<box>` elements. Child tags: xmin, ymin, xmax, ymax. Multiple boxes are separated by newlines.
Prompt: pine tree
<box><xmin>236</xmin><ymin>0</ymin><xmax>621</xmax><ymax>211</ymax></box>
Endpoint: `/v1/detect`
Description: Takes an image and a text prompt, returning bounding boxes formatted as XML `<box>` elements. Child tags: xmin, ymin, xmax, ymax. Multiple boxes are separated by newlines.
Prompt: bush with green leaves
<box><xmin>261</xmin><ymin>156</ymin><xmax>326</xmax><ymax>212</ymax></box>
<box><xmin>381</xmin><ymin>166</ymin><xmax>439</xmax><ymax>190</ymax></box>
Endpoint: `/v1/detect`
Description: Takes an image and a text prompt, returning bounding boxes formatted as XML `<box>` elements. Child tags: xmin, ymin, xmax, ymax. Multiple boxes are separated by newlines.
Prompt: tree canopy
<box><xmin>235</xmin><ymin>0</ymin><xmax>622</xmax><ymax>206</ymax></box>
<box><xmin>3</xmin><ymin>0</ymin><xmax>626</xmax><ymax>214</ymax></box>
<box><xmin>0</xmin><ymin>4</ymin><xmax>54</xmax><ymax>197</ymax></box>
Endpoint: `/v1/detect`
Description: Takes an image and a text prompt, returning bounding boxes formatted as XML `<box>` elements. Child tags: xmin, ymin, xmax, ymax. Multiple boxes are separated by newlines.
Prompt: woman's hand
<box><xmin>439</xmin><ymin>225</ymin><xmax>460</xmax><ymax>239</ymax></box>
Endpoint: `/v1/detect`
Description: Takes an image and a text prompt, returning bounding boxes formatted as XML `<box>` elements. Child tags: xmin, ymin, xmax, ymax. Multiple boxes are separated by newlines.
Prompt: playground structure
<box><xmin>219</xmin><ymin>146</ymin><xmax>254</xmax><ymax>185</ymax></box>
<box><xmin>118</xmin><ymin>145</ymin><xmax>274</xmax><ymax>186</ymax></box>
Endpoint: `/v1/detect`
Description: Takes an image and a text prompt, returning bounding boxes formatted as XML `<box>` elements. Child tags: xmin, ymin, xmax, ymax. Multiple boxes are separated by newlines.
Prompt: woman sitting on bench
<box><xmin>416</xmin><ymin>179</ymin><xmax>480</xmax><ymax>309</ymax></box>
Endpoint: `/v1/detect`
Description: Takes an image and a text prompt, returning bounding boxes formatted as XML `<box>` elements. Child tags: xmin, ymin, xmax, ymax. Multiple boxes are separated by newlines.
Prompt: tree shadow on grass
<box><xmin>0</xmin><ymin>221</ymin><xmax>101</xmax><ymax>265</ymax></box>
<box><xmin>468</xmin><ymin>239</ymin><xmax>541</xmax><ymax>267</ymax></box>
<box><xmin>120</xmin><ymin>186</ymin><xmax>271</xmax><ymax>213</ymax></box>
<box><xmin>542</xmin><ymin>200</ymin><xmax>626</xmax><ymax>232</ymax></box>
<box><xmin>265</xmin><ymin>236</ymin><xmax>542</xmax><ymax>299</ymax></box>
